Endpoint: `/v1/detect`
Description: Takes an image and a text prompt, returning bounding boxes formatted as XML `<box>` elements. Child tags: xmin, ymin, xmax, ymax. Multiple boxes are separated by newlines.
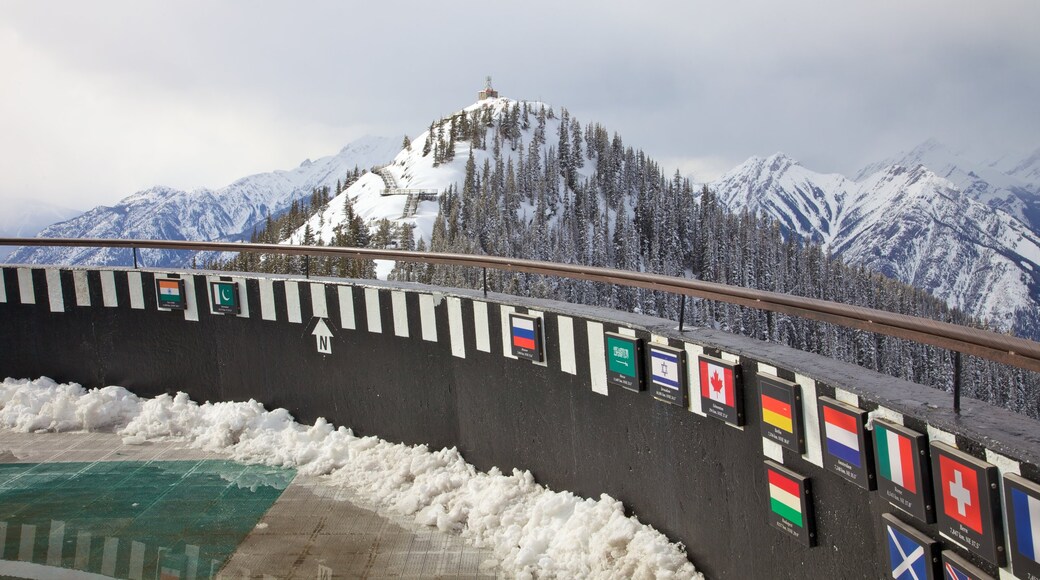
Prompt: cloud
<box><xmin>0</xmin><ymin>0</ymin><xmax>1038</xmax><ymax>213</ymax></box>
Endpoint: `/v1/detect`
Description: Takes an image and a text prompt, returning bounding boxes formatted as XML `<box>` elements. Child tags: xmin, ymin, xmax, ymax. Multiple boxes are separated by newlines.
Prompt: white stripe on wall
<box><xmin>365</xmin><ymin>288</ymin><xmax>382</xmax><ymax>333</ymax></box>
<box><xmin>17</xmin><ymin>268</ymin><xmax>34</xmax><ymax>305</ymax></box>
<box><xmin>685</xmin><ymin>343</ymin><xmax>706</xmax><ymax>416</ymax></box>
<box><xmin>500</xmin><ymin>305</ymin><xmax>517</xmax><ymax>359</ymax></box>
<box><xmin>558</xmin><ymin>315</ymin><xmax>576</xmax><ymax>375</ymax></box>
<box><xmin>392</xmin><ymin>291</ymin><xmax>409</xmax><ymax>337</ymax></box>
<box><xmin>338</xmin><ymin>286</ymin><xmax>356</xmax><ymax>329</ymax></box>
<box><xmin>127</xmin><ymin>271</ymin><xmax>145</xmax><ymax>310</ymax></box>
<box><xmin>618</xmin><ymin>327</ymin><xmax>636</xmax><ymax>337</ymax></box>
<box><xmin>73</xmin><ymin>271</ymin><xmax>90</xmax><ymax>306</ymax></box>
<box><xmin>763</xmin><ymin>439</ymin><xmax>784</xmax><ymax>463</ymax></box>
<box><xmin>46</xmin><ymin>270</ymin><xmax>64</xmax><ymax>313</ymax></box>
<box><xmin>284</xmin><ymin>281</ymin><xmax>302</xmax><ymax>323</ymax></box>
<box><xmin>310</xmin><ymin>283</ymin><xmax>328</xmax><ymax>319</ymax></box>
<box><xmin>259</xmin><ymin>278</ymin><xmax>276</xmax><ymax>321</ymax></box>
<box><xmin>587</xmin><ymin>321</ymin><xmax>608</xmax><ymax>396</ymax></box>
<box><xmin>926</xmin><ymin>425</ymin><xmax>957</xmax><ymax>448</ymax></box>
<box><xmin>448</xmin><ymin>297</ymin><xmax>465</xmax><ymax>358</ymax></box>
<box><xmin>182</xmin><ymin>276</ymin><xmax>199</xmax><ymax>322</ymax></box>
<box><xmin>473</xmin><ymin>301</ymin><xmax>490</xmax><ymax>352</ymax></box>
<box><xmin>419</xmin><ymin>294</ymin><xmax>438</xmax><ymax>342</ymax></box>
<box><xmin>528</xmin><ymin>309</ymin><xmax>547</xmax><ymax>367</ymax></box>
<box><xmin>100</xmin><ymin>271</ymin><xmax>118</xmax><ymax>307</ymax></box>
<box><xmin>835</xmin><ymin>388</ymin><xmax>859</xmax><ymax>408</ymax></box>
<box><xmin>0</xmin><ymin>268</ymin><xmax>7</xmax><ymax>302</ymax></box>
<box><xmin>796</xmin><ymin>373</ymin><xmax>824</xmax><ymax>467</ymax></box>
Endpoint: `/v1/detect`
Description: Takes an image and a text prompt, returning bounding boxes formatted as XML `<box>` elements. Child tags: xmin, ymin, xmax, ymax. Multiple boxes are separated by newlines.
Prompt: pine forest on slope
<box><xmin>207</xmin><ymin>98</ymin><xmax>1039</xmax><ymax>419</ymax></box>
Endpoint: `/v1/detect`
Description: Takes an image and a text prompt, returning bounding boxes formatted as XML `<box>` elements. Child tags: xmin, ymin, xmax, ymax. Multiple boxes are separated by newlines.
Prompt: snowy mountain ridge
<box><xmin>7</xmin><ymin>135</ymin><xmax>402</xmax><ymax>267</ymax></box>
<box><xmin>713</xmin><ymin>153</ymin><xmax>1040</xmax><ymax>333</ymax></box>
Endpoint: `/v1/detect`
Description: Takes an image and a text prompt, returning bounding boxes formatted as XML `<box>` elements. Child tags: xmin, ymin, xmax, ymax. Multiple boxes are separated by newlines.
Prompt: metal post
<box><xmin>305</xmin><ymin>255</ymin><xmax>310</xmax><ymax>279</ymax></box>
<box><xmin>953</xmin><ymin>351</ymin><xmax>962</xmax><ymax>414</ymax></box>
<box><xmin>483</xmin><ymin>267</ymin><xmax>488</xmax><ymax>297</ymax></box>
<box><xmin>678</xmin><ymin>295</ymin><xmax>686</xmax><ymax>332</ymax></box>
<box><xmin>132</xmin><ymin>247</ymin><xmax>139</xmax><ymax>269</ymax></box>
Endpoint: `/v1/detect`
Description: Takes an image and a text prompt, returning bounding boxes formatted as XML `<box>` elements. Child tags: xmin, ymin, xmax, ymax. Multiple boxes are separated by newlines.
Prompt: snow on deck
<box><xmin>0</xmin><ymin>377</ymin><xmax>701</xmax><ymax>579</ymax></box>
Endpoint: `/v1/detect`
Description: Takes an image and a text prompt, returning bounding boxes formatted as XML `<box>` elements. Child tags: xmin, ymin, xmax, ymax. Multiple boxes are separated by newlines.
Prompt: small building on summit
<box><xmin>478</xmin><ymin>76</ymin><xmax>499</xmax><ymax>100</ymax></box>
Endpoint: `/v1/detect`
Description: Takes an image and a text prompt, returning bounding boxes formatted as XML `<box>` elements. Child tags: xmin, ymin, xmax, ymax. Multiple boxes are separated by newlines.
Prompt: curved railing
<box><xmin>3</xmin><ymin>237</ymin><xmax>1039</xmax><ymax>377</ymax></box>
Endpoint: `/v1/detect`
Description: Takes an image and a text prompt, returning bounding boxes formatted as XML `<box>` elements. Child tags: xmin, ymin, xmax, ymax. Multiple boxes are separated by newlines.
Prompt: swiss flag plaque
<box><xmin>929</xmin><ymin>442</ymin><xmax>1005</xmax><ymax>566</ymax></box>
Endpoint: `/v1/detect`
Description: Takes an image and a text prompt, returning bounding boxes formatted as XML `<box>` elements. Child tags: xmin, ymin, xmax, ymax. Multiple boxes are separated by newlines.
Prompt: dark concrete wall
<box><xmin>1</xmin><ymin>266</ymin><xmax>1038</xmax><ymax>579</ymax></box>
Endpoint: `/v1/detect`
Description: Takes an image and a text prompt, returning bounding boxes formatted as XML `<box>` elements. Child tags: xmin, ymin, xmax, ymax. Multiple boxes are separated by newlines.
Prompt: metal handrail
<box><xmin>3</xmin><ymin>236</ymin><xmax>1040</xmax><ymax>374</ymax></box>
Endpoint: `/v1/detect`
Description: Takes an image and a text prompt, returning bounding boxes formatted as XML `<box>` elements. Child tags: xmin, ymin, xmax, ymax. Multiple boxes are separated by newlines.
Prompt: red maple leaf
<box><xmin>710</xmin><ymin>370</ymin><xmax>724</xmax><ymax>393</ymax></box>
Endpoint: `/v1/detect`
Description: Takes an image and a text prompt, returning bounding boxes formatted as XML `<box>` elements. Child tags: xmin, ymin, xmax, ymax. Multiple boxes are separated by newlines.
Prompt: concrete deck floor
<box><xmin>0</xmin><ymin>430</ymin><xmax>498</xmax><ymax>579</ymax></box>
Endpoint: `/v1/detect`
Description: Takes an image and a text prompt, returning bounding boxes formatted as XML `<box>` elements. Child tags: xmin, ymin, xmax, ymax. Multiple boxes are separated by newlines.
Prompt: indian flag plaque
<box><xmin>155</xmin><ymin>277</ymin><xmax>187</xmax><ymax>311</ymax></box>
<box><xmin>765</xmin><ymin>460</ymin><xmax>816</xmax><ymax>546</ymax></box>
<box><xmin>605</xmin><ymin>332</ymin><xmax>643</xmax><ymax>392</ymax></box>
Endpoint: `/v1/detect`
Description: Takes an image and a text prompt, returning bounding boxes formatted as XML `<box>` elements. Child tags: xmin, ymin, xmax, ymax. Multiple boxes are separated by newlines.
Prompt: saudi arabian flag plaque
<box><xmin>209</xmin><ymin>280</ymin><xmax>241</xmax><ymax>315</ymax></box>
<box><xmin>605</xmin><ymin>332</ymin><xmax>643</xmax><ymax>391</ymax></box>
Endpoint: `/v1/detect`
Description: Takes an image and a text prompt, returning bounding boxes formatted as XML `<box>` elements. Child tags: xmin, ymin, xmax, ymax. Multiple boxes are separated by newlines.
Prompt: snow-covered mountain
<box><xmin>7</xmin><ymin>136</ymin><xmax>401</xmax><ymax>267</ymax></box>
<box><xmin>0</xmin><ymin>199</ymin><xmax>81</xmax><ymax>262</ymax></box>
<box><xmin>283</xmin><ymin>98</ymin><xmax>575</xmax><ymax>250</ymax></box>
<box><xmin>856</xmin><ymin>139</ymin><xmax>1040</xmax><ymax>232</ymax></box>
<box><xmin>714</xmin><ymin>153</ymin><xmax>1040</xmax><ymax>333</ymax></box>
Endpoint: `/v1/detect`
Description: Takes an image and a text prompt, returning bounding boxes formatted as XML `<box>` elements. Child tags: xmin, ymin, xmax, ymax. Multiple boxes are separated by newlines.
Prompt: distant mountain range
<box><xmin>711</xmin><ymin>149</ymin><xmax>1040</xmax><ymax>334</ymax></box>
<box><xmin>7</xmin><ymin>99</ymin><xmax>1039</xmax><ymax>337</ymax></box>
<box><xmin>4</xmin><ymin>136</ymin><xmax>401</xmax><ymax>268</ymax></box>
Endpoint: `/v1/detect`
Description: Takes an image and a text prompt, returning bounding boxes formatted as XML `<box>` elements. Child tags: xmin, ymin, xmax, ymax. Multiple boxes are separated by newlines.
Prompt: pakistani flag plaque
<box><xmin>209</xmin><ymin>280</ymin><xmax>241</xmax><ymax>315</ymax></box>
<box><xmin>155</xmin><ymin>277</ymin><xmax>187</xmax><ymax>311</ymax></box>
<box><xmin>605</xmin><ymin>332</ymin><xmax>643</xmax><ymax>392</ymax></box>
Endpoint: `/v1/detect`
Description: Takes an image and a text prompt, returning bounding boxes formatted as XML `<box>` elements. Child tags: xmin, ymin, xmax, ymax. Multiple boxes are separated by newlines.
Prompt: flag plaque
<box><xmin>873</xmin><ymin>419</ymin><xmax>934</xmax><ymax>524</ymax></box>
<box><xmin>765</xmin><ymin>460</ymin><xmax>815</xmax><ymax>546</ymax></box>
<box><xmin>605</xmin><ymin>332</ymin><xmax>643</xmax><ymax>392</ymax></box>
<box><xmin>509</xmin><ymin>313</ymin><xmax>543</xmax><ymax>362</ymax></box>
<box><xmin>882</xmin><ymin>513</ymin><xmax>939</xmax><ymax>580</ymax></box>
<box><xmin>649</xmin><ymin>343</ymin><xmax>686</xmax><ymax>407</ymax></box>
<box><xmin>818</xmin><ymin>396</ymin><xmax>875</xmax><ymax>490</ymax></box>
<box><xmin>758</xmin><ymin>373</ymin><xmax>804</xmax><ymax>453</ymax></box>
<box><xmin>1002</xmin><ymin>473</ymin><xmax>1040</xmax><ymax>578</ymax></box>
<box><xmin>209</xmin><ymin>280</ymin><xmax>241</xmax><ymax>315</ymax></box>
<box><xmin>929</xmin><ymin>442</ymin><xmax>1005</xmax><ymax>567</ymax></box>
<box><xmin>699</xmin><ymin>355</ymin><xmax>743</xmax><ymax>426</ymax></box>
<box><xmin>940</xmin><ymin>550</ymin><xmax>995</xmax><ymax>580</ymax></box>
<box><xmin>155</xmin><ymin>277</ymin><xmax>187</xmax><ymax>311</ymax></box>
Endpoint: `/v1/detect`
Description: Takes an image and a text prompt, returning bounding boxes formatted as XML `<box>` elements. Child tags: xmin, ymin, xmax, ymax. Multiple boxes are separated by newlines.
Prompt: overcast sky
<box><xmin>1</xmin><ymin>0</ymin><xmax>1038</xmax><ymax>212</ymax></box>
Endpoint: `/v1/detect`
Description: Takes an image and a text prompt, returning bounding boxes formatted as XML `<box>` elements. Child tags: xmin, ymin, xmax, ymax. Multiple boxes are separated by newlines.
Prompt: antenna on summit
<box><xmin>478</xmin><ymin>76</ymin><xmax>499</xmax><ymax>100</ymax></box>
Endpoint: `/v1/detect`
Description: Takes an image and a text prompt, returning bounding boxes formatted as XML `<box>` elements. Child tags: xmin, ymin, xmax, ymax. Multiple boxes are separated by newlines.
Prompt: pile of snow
<box><xmin>0</xmin><ymin>377</ymin><xmax>700</xmax><ymax>579</ymax></box>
